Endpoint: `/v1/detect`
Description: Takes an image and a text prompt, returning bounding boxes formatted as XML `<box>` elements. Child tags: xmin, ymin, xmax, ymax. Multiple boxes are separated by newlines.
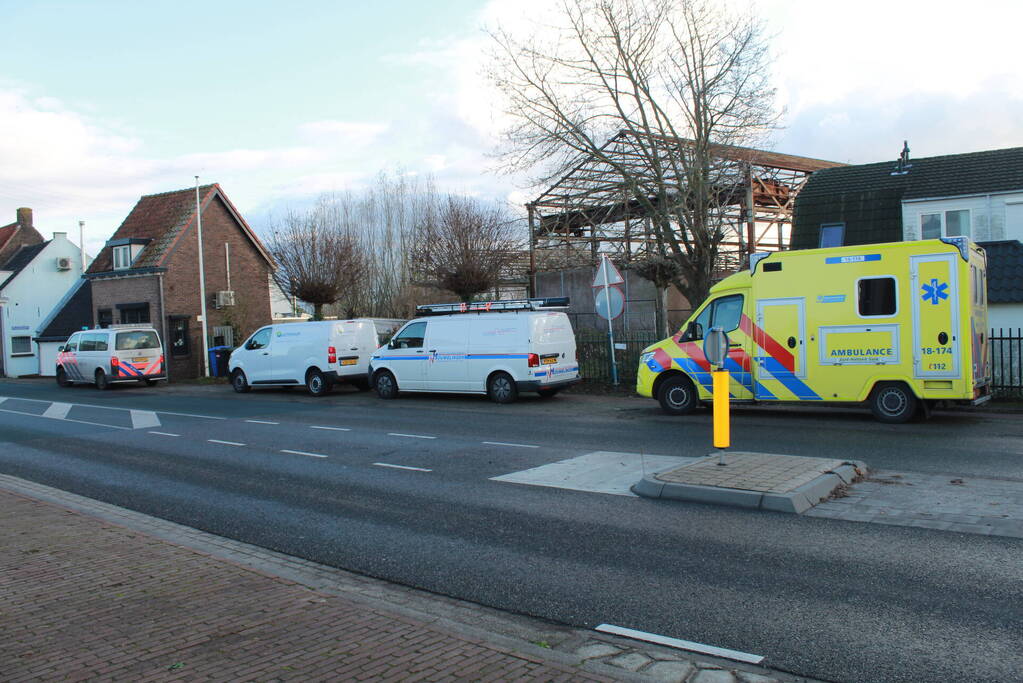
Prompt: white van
<box><xmin>229</xmin><ymin>319</ymin><xmax>402</xmax><ymax>396</ymax></box>
<box><xmin>56</xmin><ymin>326</ymin><xmax>165</xmax><ymax>390</ymax></box>
<box><xmin>370</xmin><ymin>298</ymin><xmax>580</xmax><ymax>403</ymax></box>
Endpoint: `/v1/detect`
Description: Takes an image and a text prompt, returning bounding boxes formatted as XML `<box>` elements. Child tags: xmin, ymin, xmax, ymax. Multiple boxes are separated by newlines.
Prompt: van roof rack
<box><xmin>415</xmin><ymin>297</ymin><xmax>569</xmax><ymax>317</ymax></box>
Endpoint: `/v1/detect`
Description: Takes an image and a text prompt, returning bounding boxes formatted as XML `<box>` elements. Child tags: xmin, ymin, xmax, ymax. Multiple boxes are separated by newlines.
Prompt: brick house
<box><xmin>0</xmin><ymin>208</ymin><xmax>45</xmax><ymax>264</ymax></box>
<box><xmin>84</xmin><ymin>184</ymin><xmax>275</xmax><ymax>380</ymax></box>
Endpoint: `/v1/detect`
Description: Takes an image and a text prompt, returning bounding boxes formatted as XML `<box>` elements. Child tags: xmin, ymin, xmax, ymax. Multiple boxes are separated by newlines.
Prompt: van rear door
<box><xmin>529</xmin><ymin>312</ymin><xmax>578</xmax><ymax>384</ymax></box>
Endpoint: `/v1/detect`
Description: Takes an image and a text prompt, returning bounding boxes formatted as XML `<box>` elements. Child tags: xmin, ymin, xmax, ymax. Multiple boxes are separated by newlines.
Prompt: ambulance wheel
<box><xmin>374</xmin><ymin>371</ymin><xmax>398</xmax><ymax>399</ymax></box>
<box><xmin>56</xmin><ymin>367</ymin><xmax>71</xmax><ymax>387</ymax></box>
<box><xmin>306</xmin><ymin>368</ymin><xmax>331</xmax><ymax>397</ymax></box>
<box><xmin>870</xmin><ymin>382</ymin><xmax>918</xmax><ymax>424</ymax></box>
<box><xmin>95</xmin><ymin>369</ymin><xmax>110</xmax><ymax>391</ymax></box>
<box><xmin>657</xmin><ymin>374</ymin><xmax>698</xmax><ymax>415</ymax></box>
<box><xmin>487</xmin><ymin>372</ymin><xmax>518</xmax><ymax>404</ymax></box>
<box><xmin>231</xmin><ymin>369</ymin><xmax>251</xmax><ymax>393</ymax></box>
<box><xmin>537</xmin><ymin>387</ymin><xmax>560</xmax><ymax>398</ymax></box>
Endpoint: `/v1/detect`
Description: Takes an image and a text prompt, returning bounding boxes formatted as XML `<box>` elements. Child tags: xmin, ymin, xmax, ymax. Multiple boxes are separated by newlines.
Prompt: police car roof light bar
<box><xmin>415</xmin><ymin>297</ymin><xmax>570</xmax><ymax>316</ymax></box>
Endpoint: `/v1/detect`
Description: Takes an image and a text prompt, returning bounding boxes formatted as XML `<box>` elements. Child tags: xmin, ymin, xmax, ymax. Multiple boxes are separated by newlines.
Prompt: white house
<box><xmin>0</xmin><ymin>231</ymin><xmax>90</xmax><ymax>377</ymax></box>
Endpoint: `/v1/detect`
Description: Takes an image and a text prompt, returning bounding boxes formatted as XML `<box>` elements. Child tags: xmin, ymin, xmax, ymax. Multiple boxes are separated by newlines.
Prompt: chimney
<box><xmin>16</xmin><ymin>207</ymin><xmax>32</xmax><ymax>229</ymax></box>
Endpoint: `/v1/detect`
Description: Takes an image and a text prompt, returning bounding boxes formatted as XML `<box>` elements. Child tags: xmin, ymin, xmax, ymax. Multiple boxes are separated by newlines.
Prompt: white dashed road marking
<box><xmin>130</xmin><ymin>410</ymin><xmax>161</xmax><ymax>430</ymax></box>
<box><xmin>373</xmin><ymin>463</ymin><xmax>432</xmax><ymax>472</ymax></box>
<box><xmin>149</xmin><ymin>431</ymin><xmax>180</xmax><ymax>437</ymax></box>
<box><xmin>310</xmin><ymin>425</ymin><xmax>350</xmax><ymax>432</ymax></box>
<box><xmin>595</xmin><ymin>624</ymin><xmax>764</xmax><ymax>665</ymax></box>
<box><xmin>208</xmin><ymin>439</ymin><xmax>245</xmax><ymax>447</ymax></box>
<box><xmin>245</xmin><ymin>419</ymin><xmax>279</xmax><ymax>425</ymax></box>
<box><xmin>388</xmin><ymin>433</ymin><xmax>436</xmax><ymax>440</ymax></box>
<box><xmin>42</xmin><ymin>402</ymin><xmax>73</xmax><ymax>420</ymax></box>
<box><xmin>483</xmin><ymin>441</ymin><xmax>539</xmax><ymax>449</ymax></box>
<box><xmin>281</xmin><ymin>449</ymin><xmax>328</xmax><ymax>459</ymax></box>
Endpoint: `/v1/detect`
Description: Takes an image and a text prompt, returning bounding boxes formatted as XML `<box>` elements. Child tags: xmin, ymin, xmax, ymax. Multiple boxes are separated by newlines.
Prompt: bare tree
<box><xmin>412</xmin><ymin>195</ymin><xmax>523</xmax><ymax>303</ymax></box>
<box><xmin>265</xmin><ymin>200</ymin><xmax>368</xmax><ymax>320</ymax></box>
<box><xmin>488</xmin><ymin>0</ymin><xmax>778</xmax><ymax>310</ymax></box>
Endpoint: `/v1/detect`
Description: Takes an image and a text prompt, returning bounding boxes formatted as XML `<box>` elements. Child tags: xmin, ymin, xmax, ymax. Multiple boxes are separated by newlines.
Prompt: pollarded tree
<box><xmin>412</xmin><ymin>195</ymin><xmax>523</xmax><ymax>304</ymax></box>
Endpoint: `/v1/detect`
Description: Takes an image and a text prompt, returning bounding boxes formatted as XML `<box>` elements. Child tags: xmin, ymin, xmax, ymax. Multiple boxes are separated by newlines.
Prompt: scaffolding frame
<box><xmin>526</xmin><ymin>130</ymin><xmax>844</xmax><ymax>292</ymax></box>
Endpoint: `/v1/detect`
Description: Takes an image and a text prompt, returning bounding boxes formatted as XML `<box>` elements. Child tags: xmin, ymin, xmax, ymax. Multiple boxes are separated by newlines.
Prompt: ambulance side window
<box><xmin>712</xmin><ymin>295</ymin><xmax>743</xmax><ymax>332</ymax></box>
<box><xmin>684</xmin><ymin>306</ymin><xmax>713</xmax><ymax>341</ymax></box>
<box><xmin>858</xmin><ymin>277</ymin><xmax>897</xmax><ymax>317</ymax></box>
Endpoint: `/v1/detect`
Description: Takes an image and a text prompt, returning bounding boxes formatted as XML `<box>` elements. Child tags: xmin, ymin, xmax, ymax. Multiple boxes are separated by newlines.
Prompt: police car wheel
<box><xmin>870</xmin><ymin>382</ymin><xmax>918</xmax><ymax>424</ymax></box>
<box><xmin>95</xmin><ymin>369</ymin><xmax>110</xmax><ymax>391</ymax></box>
<box><xmin>56</xmin><ymin>367</ymin><xmax>70</xmax><ymax>387</ymax></box>
<box><xmin>375</xmin><ymin>371</ymin><xmax>398</xmax><ymax>399</ymax></box>
<box><xmin>657</xmin><ymin>374</ymin><xmax>697</xmax><ymax>415</ymax></box>
<box><xmin>487</xmin><ymin>372</ymin><xmax>518</xmax><ymax>404</ymax></box>
<box><xmin>231</xmin><ymin>369</ymin><xmax>251</xmax><ymax>393</ymax></box>
<box><xmin>306</xmin><ymin>369</ymin><xmax>331</xmax><ymax>397</ymax></box>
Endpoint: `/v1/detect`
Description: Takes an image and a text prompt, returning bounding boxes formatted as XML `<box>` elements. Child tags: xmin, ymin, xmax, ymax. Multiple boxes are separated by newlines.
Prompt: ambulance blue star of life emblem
<box><xmin>921</xmin><ymin>278</ymin><xmax>948</xmax><ymax>305</ymax></box>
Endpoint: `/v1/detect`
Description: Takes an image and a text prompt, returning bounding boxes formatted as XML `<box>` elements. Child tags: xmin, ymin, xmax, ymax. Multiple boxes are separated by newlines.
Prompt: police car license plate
<box><xmin>132</xmin><ymin>357</ymin><xmax>148</xmax><ymax>363</ymax></box>
<box><xmin>341</xmin><ymin>359</ymin><xmax>357</xmax><ymax>366</ymax></box>
<box><xmin>541</xmin><ymin>357</ymin><xmax>558</xmax><ymax>365</ymax></box>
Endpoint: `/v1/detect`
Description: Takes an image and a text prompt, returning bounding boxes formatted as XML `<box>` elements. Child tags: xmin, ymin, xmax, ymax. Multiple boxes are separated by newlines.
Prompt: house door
<box><xmin>911</xmin><ymin>253</ymin><xmax>960</xmax><ymax>379</ymax></box>
<box><xmin>754</xmin><ymin>297</ymin><xmax>817</xmax><ymax>400</ymax></box>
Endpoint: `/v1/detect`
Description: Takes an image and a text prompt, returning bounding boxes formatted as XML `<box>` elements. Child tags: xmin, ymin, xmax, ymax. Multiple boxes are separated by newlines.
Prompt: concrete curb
<box><xmin>632</xmin><ymin>460</ymin><xmax>868</xmax><ymax>514</ymax></box>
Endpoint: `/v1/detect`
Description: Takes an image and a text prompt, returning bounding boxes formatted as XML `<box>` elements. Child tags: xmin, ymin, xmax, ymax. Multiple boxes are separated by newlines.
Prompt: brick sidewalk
<box><xmin>0</xmin><ymin>490</ymin><xmax>611</xmax><ymax>682</ymax></box>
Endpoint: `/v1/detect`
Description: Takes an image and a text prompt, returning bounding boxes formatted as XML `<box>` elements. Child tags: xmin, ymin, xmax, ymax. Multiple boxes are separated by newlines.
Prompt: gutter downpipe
<box><xmin>158</xmin><ymin>271</ymin><xmax>169</xmax><ymax>383</ymax></box>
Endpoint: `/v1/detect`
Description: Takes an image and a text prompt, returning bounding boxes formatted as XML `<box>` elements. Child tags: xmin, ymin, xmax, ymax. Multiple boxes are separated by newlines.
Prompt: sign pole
<box><xmin>602</xmin><ymin>257</ymin><xmax>619</xmax><ymax>385</ymax></box>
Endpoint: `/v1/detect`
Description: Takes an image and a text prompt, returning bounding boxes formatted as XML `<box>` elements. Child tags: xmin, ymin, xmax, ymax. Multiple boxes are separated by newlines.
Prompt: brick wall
<box><xmin>90</xmin><ymin>273</ymin><xmax>164</xmax><ymax>334</ymax></box>
<box><xmin>162</xmin><ymin>195</ymin><xmax>272</xmax><ymax>379</ymax></box>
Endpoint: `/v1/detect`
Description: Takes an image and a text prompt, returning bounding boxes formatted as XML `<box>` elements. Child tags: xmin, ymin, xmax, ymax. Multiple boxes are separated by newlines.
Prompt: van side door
<box><xmin>424</xmin><ymin>319</ymin><xmax>469</xmax><ymax>390</ymax></box>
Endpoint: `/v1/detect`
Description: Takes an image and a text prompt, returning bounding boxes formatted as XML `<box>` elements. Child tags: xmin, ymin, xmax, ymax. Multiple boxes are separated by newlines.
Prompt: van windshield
<box><xmin>116</xmin><ymin>331</ymin><xmax>160</xmax><ymax>351</ymax></box>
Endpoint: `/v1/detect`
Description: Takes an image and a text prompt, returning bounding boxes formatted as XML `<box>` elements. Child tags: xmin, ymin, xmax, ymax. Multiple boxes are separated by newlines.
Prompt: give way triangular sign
<box><xmin>592</xmin><ymin>255</ymin><xmax>625</xmax><ymax>288</ymax></box>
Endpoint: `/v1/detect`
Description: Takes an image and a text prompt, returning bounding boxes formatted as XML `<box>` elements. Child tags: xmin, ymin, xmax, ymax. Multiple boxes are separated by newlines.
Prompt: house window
<box><xmin>920</xmin><ymin>210</ymin><xmax>970</xmax><ymax>239</ymax></box>
<box><xmin>117</xmin><ymin>303</ymin><xmax>150</xmax><ymax>324</ymax></box>
<box><xmin>11</xmin><ymin>336</ymin><xmax>32</xmax><ymax>355</ymax></box>
<box><xmin>858</xmin><ymin>277</ymin><xmax>897</xmax><ymax>317</ymax></box>
<box><xmin>819</xmin><ymin>223</ymin><xmax>845</xmax><ymax>248</ymax></box>
<box><xmin>112</xmin><ymin>245</ymin><xmax>132</xmax><ymax>270</ymax></box>
<box><xmin>170</xmin><ymin>317</ymin><xmax>190</xmax><ymax>357</ymax></box>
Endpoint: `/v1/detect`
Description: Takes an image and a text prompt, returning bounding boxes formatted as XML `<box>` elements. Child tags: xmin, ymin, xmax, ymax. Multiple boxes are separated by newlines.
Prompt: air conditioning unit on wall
<box><xmin>56</xmin><ymin>257</ymin><xmax>72</xmax><ymax>271</ymax></box>
<box><xmin>214</xmin><ymin>290</ymin><xmax>236</xmax><ymax>308</ymax></box>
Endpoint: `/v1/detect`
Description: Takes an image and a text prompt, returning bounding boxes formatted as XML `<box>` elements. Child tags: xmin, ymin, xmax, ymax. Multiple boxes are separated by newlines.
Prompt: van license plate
<box><xmin>541</xmin><ymin>357</ymin><xmax>558</xmax><ymax>365</ymax></box>
<box><xmin>341</xmin><ymin>359</ymin><xmax>358</xmax><ymax>366</ymax></box>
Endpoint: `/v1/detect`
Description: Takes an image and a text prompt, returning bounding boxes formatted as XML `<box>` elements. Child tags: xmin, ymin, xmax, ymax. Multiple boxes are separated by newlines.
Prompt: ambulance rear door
<box><xmin>911</xmin><ymin>252</ymin><xmax>960</xmax><ymax>379</ymax></box>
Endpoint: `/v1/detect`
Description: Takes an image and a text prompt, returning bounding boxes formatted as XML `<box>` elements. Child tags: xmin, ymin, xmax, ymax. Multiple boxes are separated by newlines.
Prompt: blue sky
<box><xmin>2</xmin><ymin>0</ymin><xmax>1022</xmax><ymax>254</ymax></box>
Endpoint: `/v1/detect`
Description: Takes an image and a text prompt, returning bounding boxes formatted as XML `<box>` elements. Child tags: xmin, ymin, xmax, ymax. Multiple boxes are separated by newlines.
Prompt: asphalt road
<box><xmin>1</xmin><ymin>378</ymin><xmax>1021</xmax><ymax>683</ymax></box>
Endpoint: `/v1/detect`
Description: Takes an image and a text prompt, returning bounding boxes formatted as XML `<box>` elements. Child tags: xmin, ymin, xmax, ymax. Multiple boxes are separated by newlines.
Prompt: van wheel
<box><xmin>56</xmin><ymin>367</ymin><xmax>70</xmax><ymax>387</ymax></box>
<box><xmin>95</xmin><ymin>369</ymin><xmax>110</xmax><ymax>391</ymax></box>
<box><xmin>487</xmin><ymin>372</ymin><xmax>518</xmax><ymax>404</ymax></box>
<box><xmin>375</xmin><ymin>371</ymin><xmax>398</xmax><ymax>399</ymax></box>
<box><xmin>537</xmin><ymin>387</ymin><xmax>560</xmax><ymax>398</ymax></box>
<box><xmin>657</xmin><ymin>374</ymin><xmax>697</xmax><ymax>415</ymax></box>
<box><xmin>231</xmin><ymin>369</ymin><xmax>251</xmax><ymax>393</ymax></box>
<box><xmin>870</xmin><ymin>382</ymin><xmax>918</xmax><ymax>424</ymax></box>
<box><xmin>306</xmin><ymin>369</ymin><xmax>331</xmax><ymax>397</ymax></box>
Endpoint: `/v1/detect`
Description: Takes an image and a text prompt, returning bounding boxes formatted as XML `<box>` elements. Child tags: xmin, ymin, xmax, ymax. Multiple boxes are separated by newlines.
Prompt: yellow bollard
<box><xmin>713</xmin><ymin>369</ymin><xmax>730</xmax><ymax>449</ymax></box>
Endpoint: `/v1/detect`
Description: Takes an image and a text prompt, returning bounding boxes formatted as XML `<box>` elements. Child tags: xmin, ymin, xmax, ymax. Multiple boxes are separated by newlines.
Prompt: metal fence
<box><xmin>575</xmin><ymin>327</ymin><xmax>1023</xmax><ymax>397</ymax></box>
<box><xmin>575</xmin><ymin>330</ymin><xmax>659</xmax><ymax>386</ymax></box>
<box><xmin>992</xmin><ymin>328</ymin><xmax>1023</xmax><ymax>396</ymax></box>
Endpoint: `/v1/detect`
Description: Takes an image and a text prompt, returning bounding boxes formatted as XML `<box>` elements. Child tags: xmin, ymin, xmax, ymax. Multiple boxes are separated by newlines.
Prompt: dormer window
<box><xmin>113</xmin><ymin>245</ymin><xmax>132</xmax><ymax>269</ymax></box>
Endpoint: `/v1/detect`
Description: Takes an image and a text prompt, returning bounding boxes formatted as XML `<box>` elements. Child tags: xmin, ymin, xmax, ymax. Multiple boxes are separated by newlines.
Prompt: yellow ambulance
<box><xmin>637</xmin><ymin>238</ymin><xmax>991</xmax><ymax>423</ymax></box>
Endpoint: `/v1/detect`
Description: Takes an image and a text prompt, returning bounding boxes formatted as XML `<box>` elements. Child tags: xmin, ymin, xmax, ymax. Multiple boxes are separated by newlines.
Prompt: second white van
<box><xmin>229</xmin><ymin>319</ymin><xmax>402</xmax><ymax>396</ymax></box>
<box><xmin>370</xmin><ymin>298</ymin><xmax>580</xmax><ymax>403</ymax></box>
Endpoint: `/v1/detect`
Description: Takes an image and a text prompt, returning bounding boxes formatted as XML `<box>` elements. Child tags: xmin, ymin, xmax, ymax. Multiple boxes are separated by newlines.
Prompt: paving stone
<box><xmin>691</xmin><ymin>669</ymin><xmax>738</xmax><ymax>683</ymax></box>
<box><xmin>644</xmin><ymin>660</ymin><xmax>697</xmax><ymax>681</ymax></box>
<box><xmin>574</xmin><ymin>642</ymin><xmax>623</xmax><ymax>660</ymax></box>
<box><xmin>608</xmin><ymin>652</ymin><xmax>653</xmax><ymax>672</ymax></box>
<box><xmin>736</xmin><ymin>672</ymin><xmax>779</xmax><ymax>683</ymax></box>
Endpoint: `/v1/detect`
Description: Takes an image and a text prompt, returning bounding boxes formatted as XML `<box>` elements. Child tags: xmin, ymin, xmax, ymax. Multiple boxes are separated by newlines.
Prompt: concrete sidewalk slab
<box><xmin>633</xmin><ymin>452</ymin><xmax>867</xmax><ymax>514</ymax></box>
